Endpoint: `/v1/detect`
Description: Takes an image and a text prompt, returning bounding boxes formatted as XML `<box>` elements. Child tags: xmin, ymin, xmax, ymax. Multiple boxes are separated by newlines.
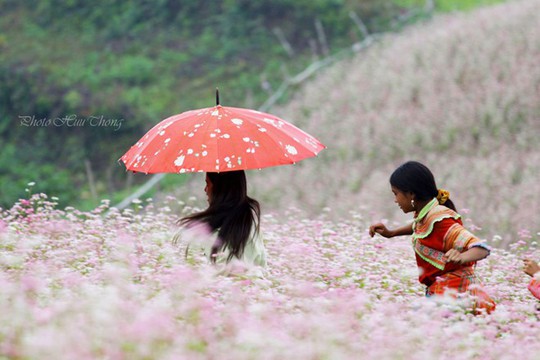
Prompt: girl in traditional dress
<box><xmin>369</xmin><ymin>161</ymin><xmax>496</xmax><ymax>313</ymax></box>
<box><xmin>523</xmin><ymin>259</ymin><xmax>540</xmax><ymax>300</ymax></box>
<box><xmin>178</xmin><ymin>170</ymin><xmax>267</xmax><ymax>269</ymax></box>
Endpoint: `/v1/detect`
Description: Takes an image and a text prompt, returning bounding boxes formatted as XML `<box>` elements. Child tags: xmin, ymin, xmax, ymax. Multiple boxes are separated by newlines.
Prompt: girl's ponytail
<box><xmin>437</xmin><ymin>188</ymin><xmax>457</xmax><ymax>212</ymax></box>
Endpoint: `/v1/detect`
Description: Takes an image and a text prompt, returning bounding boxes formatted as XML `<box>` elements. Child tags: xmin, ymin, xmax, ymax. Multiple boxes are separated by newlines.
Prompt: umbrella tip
<box><xmin>215</xmin><ymin>88</ymin><xmax>220</xmax><ymax>106</ymax></box>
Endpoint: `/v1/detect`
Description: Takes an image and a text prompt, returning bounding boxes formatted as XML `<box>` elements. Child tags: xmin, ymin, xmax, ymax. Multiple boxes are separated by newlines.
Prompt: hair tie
<box><xmin>437</xmin><ymin>189</ymin><xmax>450</xmax><ymax>205</ymax></box>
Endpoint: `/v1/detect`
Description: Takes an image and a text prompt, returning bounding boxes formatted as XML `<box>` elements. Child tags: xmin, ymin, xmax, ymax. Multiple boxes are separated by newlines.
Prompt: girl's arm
<box><xmin>444</xmin><ymin>247</ymin><xmax>489</xmax><ymax>264</ymax></box>
<box><xmin>369</xmin><ymin>223</ymin><xmax>413</xmax><ymax>238</ymax></box>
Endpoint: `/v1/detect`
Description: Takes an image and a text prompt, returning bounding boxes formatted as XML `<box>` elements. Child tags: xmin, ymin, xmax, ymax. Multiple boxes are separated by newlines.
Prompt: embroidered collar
<box><xmin>414</xmin><ymin>198</ymin><xmax>438</xmax><ymax>224</ymax></box>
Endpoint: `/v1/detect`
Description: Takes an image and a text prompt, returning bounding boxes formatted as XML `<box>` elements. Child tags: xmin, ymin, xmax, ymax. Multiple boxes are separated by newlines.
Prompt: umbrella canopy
<box><xmin>120</xmin><ymin>102</ymin><xmax>325</xmax><ymax>174</ymax></box>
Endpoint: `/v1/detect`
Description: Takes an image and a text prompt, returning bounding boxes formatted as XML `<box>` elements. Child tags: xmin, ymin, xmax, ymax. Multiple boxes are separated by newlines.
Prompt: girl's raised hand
<box><xmin>369</xmin><ymin>223</ymin><xmax>412</xmax><ymax>238</ymax></box>
<box><xmin>523</xmin><ymin>259</ymin><xmax>540</xmax><ymax>277</ymax></box>
<box><xmin>369</xmin><ymin>223</ymin><xmax>391</xmax><ymax>238</ymax></box>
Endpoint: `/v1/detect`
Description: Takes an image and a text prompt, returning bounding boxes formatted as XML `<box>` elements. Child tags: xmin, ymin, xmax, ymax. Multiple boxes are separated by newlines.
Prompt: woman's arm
<box><xmin>369</xmin><ymin>223</ymin><xmax>413</xmax><ymax>238</ymax></box>
<box><xmin>444</xmin><ymin>247</ymin><xmax>489</xmax><ymax>264</ymax></box>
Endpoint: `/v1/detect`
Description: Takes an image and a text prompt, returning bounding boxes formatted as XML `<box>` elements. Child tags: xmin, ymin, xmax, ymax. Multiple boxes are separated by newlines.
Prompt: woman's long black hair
<box><xmin>389</xmin><ymin>161</ymin><xmax>457</xmax><ymax>211</ymax></box>
<box><xmin>179</xmin><ymin>170</ymin><xmax>260</xmax><ymax>263</ymax></box>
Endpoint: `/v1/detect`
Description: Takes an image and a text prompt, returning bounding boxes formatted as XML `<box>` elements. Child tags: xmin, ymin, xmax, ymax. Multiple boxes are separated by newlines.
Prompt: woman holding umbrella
<box><xmin>120</xmin><ymin>90</ymin><xmax>325</xmax><ymax>269</ymax></box>
<box><xmin>178</xmin><ymin>170</ymin><xmax>267</xmax><ymax>268</ymax></box>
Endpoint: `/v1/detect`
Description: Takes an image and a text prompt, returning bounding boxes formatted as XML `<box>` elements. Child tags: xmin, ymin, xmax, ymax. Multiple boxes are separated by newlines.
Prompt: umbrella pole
<box><xmin>216</xmin><ymin>88</ymin><xmax>220</xmax><ymax>106</ymax></box>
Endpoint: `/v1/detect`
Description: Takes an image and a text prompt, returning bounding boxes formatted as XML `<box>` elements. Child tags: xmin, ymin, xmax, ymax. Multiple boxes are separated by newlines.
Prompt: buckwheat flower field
<box><xmin>1</xmin><ymin>193</ymin><xmax>538</xmax><ymax>359</ymax></box>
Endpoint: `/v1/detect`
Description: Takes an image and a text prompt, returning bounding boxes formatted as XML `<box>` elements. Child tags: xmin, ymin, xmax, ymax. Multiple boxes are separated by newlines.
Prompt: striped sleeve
<box><xmin>443</xmin><ymin>223</ymin><xmax>490</xmax><ymax>253</ymax></box>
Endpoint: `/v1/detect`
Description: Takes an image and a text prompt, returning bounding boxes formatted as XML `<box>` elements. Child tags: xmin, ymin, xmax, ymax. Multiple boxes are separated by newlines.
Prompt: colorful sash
<box><xmin>413</xmin><ymin>240</ymin><xmax>447</xmax><ymax>270</ymax></box>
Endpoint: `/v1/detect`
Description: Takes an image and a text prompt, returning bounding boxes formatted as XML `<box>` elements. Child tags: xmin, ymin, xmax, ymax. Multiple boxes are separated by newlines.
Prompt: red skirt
<box><xmin>426</xmin><ymin>267</ymin><xmax>496</xmax><ymax>314</ymax></box>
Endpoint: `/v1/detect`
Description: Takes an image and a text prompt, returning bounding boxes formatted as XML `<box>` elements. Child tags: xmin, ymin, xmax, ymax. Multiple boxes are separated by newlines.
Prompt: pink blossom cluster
<box><xmin>1</xmin><ymin>195</ymin><xmax>538</xmax><ymax>359</ymax></box>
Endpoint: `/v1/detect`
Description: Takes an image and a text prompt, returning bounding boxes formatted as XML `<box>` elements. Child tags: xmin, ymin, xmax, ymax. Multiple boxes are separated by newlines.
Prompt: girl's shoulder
<box><xmin>428</xmin><ymin>205</ymin><xmax>461</xmax><ymax>222</ymax></box>
<box><xmin>414</xmin><ymin>205</ymin><xmax>461</xmax><ymax>239</ymax></box>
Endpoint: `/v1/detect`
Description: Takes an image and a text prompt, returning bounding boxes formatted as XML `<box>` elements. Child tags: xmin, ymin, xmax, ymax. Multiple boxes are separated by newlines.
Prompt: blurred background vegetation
<box><xmin>0</xmin><ymin>0</ymin><xmax>505</xmax><ymax>210</ymax></box>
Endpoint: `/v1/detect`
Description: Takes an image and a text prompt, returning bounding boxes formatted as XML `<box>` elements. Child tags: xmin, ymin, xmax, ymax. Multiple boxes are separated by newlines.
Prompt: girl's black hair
<box><xmin>179</xmin><ymin>170</ymin><xmax>260</xmax><ymax>263</ymax></box>
<box><xmin>389</xmin><ymin>161</ymin><xmax>457</xmax><ymax>211</ymax></box>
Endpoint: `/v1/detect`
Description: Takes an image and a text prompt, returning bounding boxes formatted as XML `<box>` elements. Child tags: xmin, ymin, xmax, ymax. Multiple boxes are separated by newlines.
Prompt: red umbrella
<box><xmin>120</xmin><ymin>91</ymin><xmax>325</xmax><ymax>173</ymax></box>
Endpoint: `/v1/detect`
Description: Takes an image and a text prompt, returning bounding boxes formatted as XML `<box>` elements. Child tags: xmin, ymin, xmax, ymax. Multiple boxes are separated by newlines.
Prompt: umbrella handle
<box><xmin>216</xmin><ymin>88</ymin><xmax>220</xmax><ymax>106</ymax></box>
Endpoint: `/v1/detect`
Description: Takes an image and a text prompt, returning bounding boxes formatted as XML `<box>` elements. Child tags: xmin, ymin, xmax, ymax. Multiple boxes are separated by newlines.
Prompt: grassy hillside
<box><xmin>227</xmin><ymin>0</ymin><xmax>539</xmax><ymax>246</ymax></box>
<box><xmin>0</xmin><ymin>1</ymin><xmax>508</xmax><ymax>210</ymax></box>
